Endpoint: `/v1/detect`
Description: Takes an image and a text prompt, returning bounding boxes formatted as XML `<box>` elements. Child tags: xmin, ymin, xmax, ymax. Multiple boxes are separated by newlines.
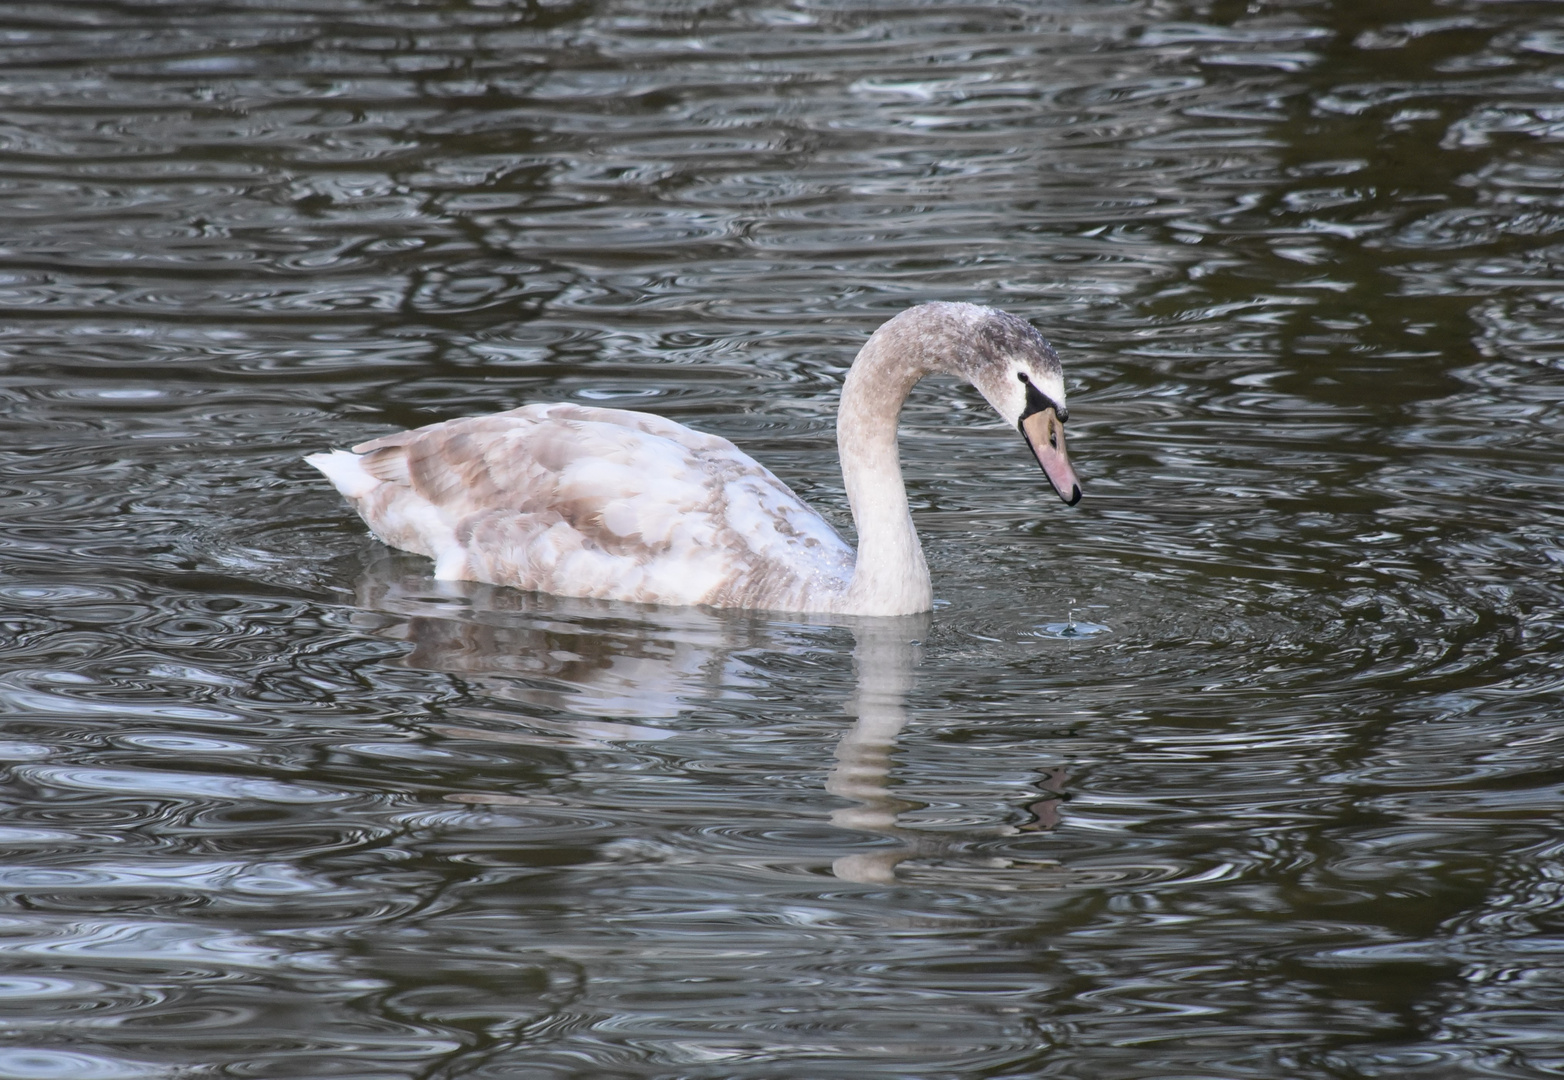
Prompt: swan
<box><xmin>306</xmin><ymin>301</ymin><xmax>1080</xmax><ymax>617</ymax></box>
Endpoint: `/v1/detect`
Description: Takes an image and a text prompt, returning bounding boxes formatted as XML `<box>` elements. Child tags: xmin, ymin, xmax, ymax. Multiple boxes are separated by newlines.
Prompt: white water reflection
<box><xmin>829</xmin><ymin>617</ymin><xmax>1075</xmax><ymax>884</ymax></box>
<box><xmin>350</xmin><ymin>550</ymin><xmax>775</xmax><ymax>722</ymax></box>
<box><xmin>826</xmin><ymin>616</ymin><xmax>927</xmax><ymax>884</ymax></box>
<box><xmin>352</xmin><ymin>558</ymin><xmax>1074</xmax><ymax>886</ymax></box>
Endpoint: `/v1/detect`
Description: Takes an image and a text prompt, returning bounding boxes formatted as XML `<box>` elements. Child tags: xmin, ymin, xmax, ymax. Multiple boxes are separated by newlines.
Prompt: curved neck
<box><xmin>837</xmin><ymin>324</ymin><xmax>940</xmax><ymax>616</ymax></box>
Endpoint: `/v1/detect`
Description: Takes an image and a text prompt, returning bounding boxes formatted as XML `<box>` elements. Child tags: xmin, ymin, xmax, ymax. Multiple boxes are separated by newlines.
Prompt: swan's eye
<box><xmin>1016</xmin><ymin>372</ymin><xmax>1028</xmax><ymax>383</ymax></box>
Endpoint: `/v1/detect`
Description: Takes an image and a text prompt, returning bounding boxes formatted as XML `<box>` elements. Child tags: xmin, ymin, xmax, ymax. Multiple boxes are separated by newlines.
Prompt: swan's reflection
<box><xmin>826</xmin><ymin>617</ymin><xmax>1070</xmax><ymax>883</ymax></box>
<box><xmin>826</xmin><ymin>616</ymin><xmax>926</xmax><ymax>883</ymax></box>
<box><xmin>349</xmin><ymin>551</ymin><xmax>1069</xmax><ymax>883</ymax></box>
<box><xmin>350</xmin><ymin>550</ymin><xmax>755</xmax><ymax>727</ymax></box>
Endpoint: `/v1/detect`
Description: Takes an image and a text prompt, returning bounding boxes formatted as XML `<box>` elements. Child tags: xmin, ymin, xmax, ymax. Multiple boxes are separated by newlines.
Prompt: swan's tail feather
<box><xmin>305</xmin><ymin>450</ymin><xmax>377</xmax><ymax>500</ymax></box>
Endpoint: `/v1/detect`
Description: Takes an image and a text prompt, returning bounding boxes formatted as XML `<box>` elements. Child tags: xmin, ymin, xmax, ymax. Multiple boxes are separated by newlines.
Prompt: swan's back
<box><xmin>307</xmin><ymin>403</ymin><xmax>854</xmax><ymax>611</ymax></box>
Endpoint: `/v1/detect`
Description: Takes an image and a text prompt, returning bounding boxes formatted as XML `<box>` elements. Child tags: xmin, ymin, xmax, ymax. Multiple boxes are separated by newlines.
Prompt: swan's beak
<box><xmin>1020</xmin><ymin>407</ymin><xmax>1081</xmax><ymax>506</ymax></box>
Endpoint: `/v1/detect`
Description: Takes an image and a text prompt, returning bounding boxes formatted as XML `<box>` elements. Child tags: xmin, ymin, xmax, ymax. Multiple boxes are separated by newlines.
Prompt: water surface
<box><xmin>2</xmin><ymin>1</ymin><xmax>1563</xmax><ymax>1077</ymax></box>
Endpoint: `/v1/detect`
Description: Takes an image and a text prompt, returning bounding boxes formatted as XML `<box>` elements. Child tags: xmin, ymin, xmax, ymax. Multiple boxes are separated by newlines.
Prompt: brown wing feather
<box><xmin>333</xmin><ymin>404</ymin><xmax>852</xmax><ymax>609</ymax></box>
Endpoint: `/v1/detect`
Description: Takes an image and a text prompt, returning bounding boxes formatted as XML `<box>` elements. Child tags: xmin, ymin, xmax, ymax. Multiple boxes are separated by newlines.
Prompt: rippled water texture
<box><xmin>2</xmin><ymin>1</ymin><xmax>1563</xmax><ymax>1076</ymax></box>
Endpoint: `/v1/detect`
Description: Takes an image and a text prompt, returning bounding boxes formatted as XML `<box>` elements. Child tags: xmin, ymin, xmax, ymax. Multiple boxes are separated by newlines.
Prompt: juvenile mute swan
<box><xmin>307</xmin><ymin>302</ymin><xmax>1080</xmax><ymax>617</ymax></box>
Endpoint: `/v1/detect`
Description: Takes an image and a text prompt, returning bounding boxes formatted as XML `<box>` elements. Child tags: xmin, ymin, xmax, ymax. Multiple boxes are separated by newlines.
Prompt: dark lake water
<box><xmin>2</xmin><ymin>1</ymin><xmax>1563</xmax><ymax>1076</ymax></box>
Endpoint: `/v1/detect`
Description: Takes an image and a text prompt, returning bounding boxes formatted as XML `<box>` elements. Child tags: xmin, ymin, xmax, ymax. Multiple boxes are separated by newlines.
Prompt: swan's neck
<box><xmin>837</xmin><ymin>326</ymin><xmax>940</xmax><ymax>616</ymax></box>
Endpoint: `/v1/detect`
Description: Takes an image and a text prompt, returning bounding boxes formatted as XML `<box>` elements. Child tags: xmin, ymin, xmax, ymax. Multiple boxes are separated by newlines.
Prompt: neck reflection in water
<box><xmin>347</xmin><ymin>552</ymin><xmax>1071</xmax><ymax>884</ymax></box>
<box><xmin>828</xmin><ymin>615</ymin><xmax>1069</xmax><ymax>884</ymax></box>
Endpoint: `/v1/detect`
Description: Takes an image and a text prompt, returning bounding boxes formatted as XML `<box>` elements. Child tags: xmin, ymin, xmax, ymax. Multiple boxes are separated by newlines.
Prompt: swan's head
<box><xmin>936</xmin><ymin>304</ymin><xmax>1081</xmax><ymax>506</ymax></box>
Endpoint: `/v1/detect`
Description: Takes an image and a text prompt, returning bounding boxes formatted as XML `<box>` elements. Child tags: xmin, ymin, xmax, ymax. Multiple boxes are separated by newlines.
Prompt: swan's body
<box><xmin>307</xmin><ymin>302</ymin><xmax>1080</xmax><ymax>616</ymax></box>
<box><xmin>310</xmin><ymin>402</ymin><xmax>858</xmax><ymax>612</ymax></box>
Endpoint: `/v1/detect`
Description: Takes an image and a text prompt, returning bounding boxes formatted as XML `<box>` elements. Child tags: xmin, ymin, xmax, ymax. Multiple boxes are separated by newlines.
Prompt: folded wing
<box><xmin>307</xmin><ymin>403</ymin><xmax>854</xmax><ymax>611</ymax></box>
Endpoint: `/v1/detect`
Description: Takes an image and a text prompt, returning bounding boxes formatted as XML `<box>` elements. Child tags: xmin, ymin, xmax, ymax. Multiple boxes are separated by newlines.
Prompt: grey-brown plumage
<box><xmin>308</xmin><ymin>302</ymin><xmax>1079</xmax><ymax>615</ymax></box>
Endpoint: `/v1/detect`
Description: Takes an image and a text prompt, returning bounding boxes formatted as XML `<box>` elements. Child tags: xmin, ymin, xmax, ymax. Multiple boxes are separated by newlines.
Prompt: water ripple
<box><xmin>1</xmin><ymin>0</ymin><xmax>1563</xmax><ymax>1075</ymax></box>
